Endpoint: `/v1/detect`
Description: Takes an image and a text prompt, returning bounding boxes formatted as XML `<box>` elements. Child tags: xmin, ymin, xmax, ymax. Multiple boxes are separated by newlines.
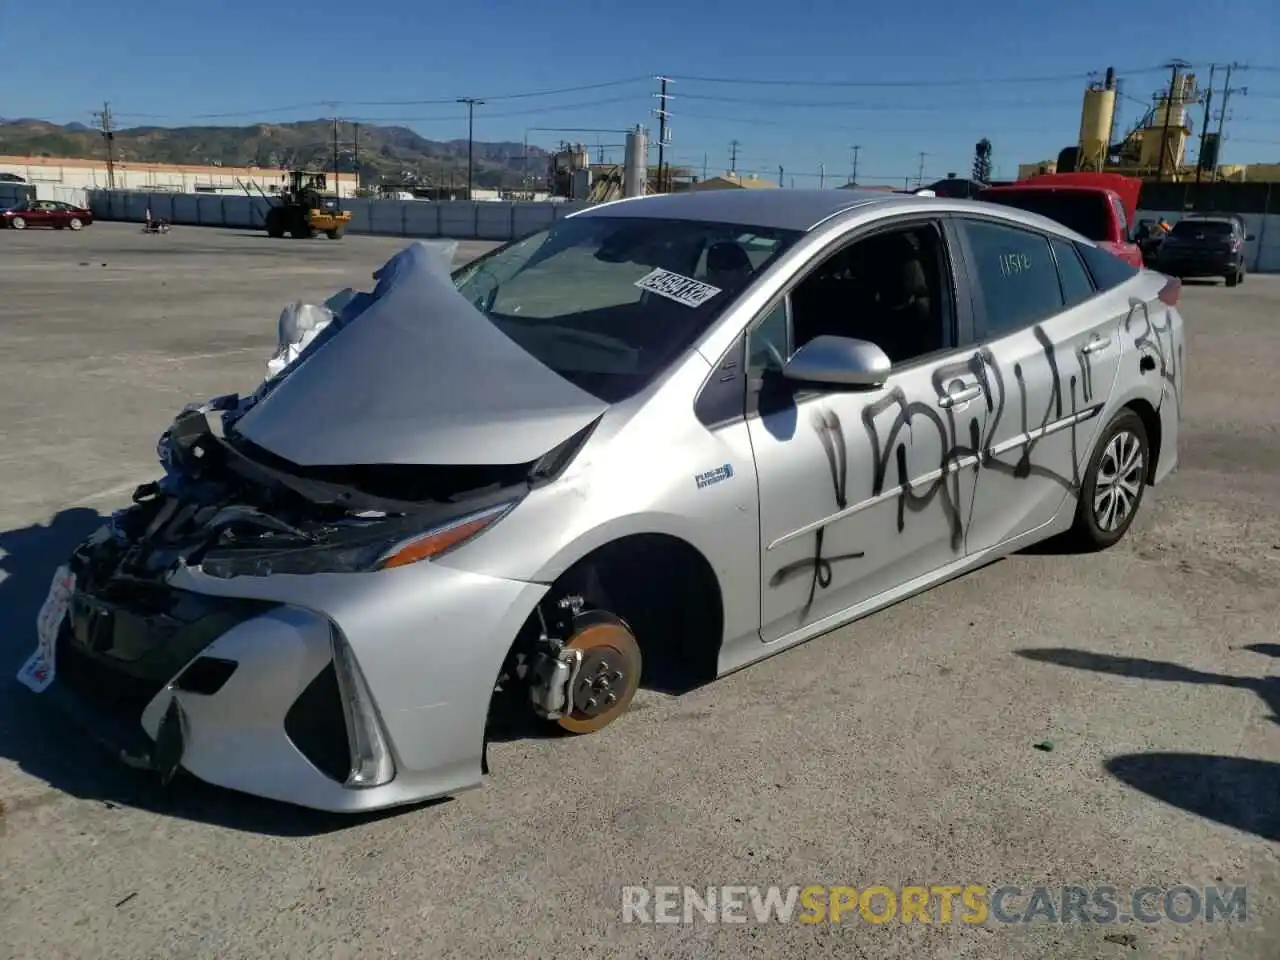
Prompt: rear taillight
<box><xmin>1230</xmin><ymin>238</ymin><xmax>1242</xmax><ymax>251</ymax></box>
<box><xmin>1158</xmin><ymin>276</ymin><xmax>1181</xmax><ymax>306</ymax></box>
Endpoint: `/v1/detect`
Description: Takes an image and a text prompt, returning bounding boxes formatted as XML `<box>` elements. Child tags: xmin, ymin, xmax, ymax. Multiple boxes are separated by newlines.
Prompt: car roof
<box><xmin>569</xmin><ymin>188</ymin><xmax>899</xmax><ymax>232</ymax></box>
<box><xmin>567</xmin><ymin>188</ymin><xmax>1099</xmax><ymax>245</ymax></box>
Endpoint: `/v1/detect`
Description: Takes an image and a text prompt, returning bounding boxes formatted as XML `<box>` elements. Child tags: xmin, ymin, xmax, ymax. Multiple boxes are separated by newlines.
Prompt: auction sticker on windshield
<box><xmin>16</xmin><ymin>565</ymin><xmax>75</xmax><ymax>694</ymax></box>
<box><xmin>635</xmin><ymin>269</ymin><xmax>722</xmax><ymax>308</ymax></box>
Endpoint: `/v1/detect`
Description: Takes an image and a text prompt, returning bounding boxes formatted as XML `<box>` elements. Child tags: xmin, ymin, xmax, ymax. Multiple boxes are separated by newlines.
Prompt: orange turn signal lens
<box><xmin>377</xmin><ymin>504</ymin><xmax>512</xmax><ymax>570</ymax></box>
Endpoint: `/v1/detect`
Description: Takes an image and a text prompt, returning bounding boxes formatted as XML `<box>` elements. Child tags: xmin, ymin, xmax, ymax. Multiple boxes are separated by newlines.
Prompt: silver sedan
<box><xmin>20</xmin><ymin>189</ymin><xmax>1184</xmax><ymax>812</ymax></box>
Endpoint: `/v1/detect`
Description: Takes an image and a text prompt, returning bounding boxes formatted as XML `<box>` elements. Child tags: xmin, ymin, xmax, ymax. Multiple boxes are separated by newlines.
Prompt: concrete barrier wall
<box><xmin>84</xmin><ymin>191</ymin><xmax>1280</xmax><ymax>273</ymax></box>
<box><xmin>87</xmin><ymin>190</ymin><xmax>594</xmax><ymax>241</ymax></box>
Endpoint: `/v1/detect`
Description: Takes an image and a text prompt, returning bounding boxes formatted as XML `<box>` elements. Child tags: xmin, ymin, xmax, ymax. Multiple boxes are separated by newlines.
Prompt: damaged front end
<box><xmin>24</xmin><ymin>239</ymin><xmax>608</xmax><ymax>804</ymax></box>
<box><xmin>37</xmin><ymin>405</ymin><xmax>594</xmax><ymax>794</ymax></box>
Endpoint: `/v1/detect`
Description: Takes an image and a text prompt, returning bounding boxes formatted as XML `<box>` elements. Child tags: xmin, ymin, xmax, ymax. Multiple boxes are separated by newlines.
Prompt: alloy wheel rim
<box><xmin>1093</xmin><ymin>430</ymin><xmax>1145</xmax><ymax>532</ymax></box>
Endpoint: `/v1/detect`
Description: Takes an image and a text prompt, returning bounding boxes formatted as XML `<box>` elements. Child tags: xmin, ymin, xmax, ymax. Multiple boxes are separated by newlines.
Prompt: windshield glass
<box><xmin>452</xmin><ymin>216</ymin><xmax>801</xmax><ymax>402</ymax></box>
<box><xmin>1170</xmin><ymin>219</ymin><xmax>1233</xmax><ymax>237</ymax></box>
<box><xmin>982</xmin><ymin>191</ymin><xmax>1111</xmax><ymax>240</ymax></box>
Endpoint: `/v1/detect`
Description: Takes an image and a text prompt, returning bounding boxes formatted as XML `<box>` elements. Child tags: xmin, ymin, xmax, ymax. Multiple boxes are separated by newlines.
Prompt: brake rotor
<box><xmin>554</xmin><ymin>619</ymin><xmax>642</xmax><ymax>734</ymax></box>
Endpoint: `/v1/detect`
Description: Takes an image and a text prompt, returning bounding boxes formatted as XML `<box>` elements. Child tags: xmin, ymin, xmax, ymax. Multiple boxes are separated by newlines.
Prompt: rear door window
<box><xmin>959</xmin><ymin>219</ymin><xmax>1065</xmax><ymax>338</ymax></box>
<box><xmin>1051</xmin><ymin>237</ymin><xmax>1096</xmax><ymax>307</ymax></box>
<box><xmin>1076</xmin><ymin>242</ymin><xmax>1140</xmax><ymax>291</ymax></box>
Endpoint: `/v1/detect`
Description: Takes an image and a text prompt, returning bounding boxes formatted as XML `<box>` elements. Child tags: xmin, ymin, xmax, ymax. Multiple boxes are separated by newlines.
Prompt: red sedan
<box><xmin>1</xmin><ymin>199</ymin><xmax>94</xmax><ymax>231</ymax></box>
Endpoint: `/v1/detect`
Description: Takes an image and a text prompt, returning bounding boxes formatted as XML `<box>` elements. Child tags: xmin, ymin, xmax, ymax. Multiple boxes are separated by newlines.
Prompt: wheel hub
<box><xmin>555</xmin><ymin>620</ymin><xmax>642</xmax><ymax>734</ymax></box>
<box><xmin>1093</xmin><ymin>429</ymin><xmax>1145</xmax><ymax>532</ymax></box>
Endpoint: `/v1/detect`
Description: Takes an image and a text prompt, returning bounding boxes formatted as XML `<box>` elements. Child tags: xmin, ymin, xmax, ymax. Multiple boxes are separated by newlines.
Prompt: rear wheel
<box><xmin>1067</xmin><ymin>409</ymin><xmax>1149</xmax><ymax>551</ymax></box>
<box><xmin>68</xmin><ymin>218</ymin><xmax>83</xmax><ymax>231</ymax></box>
<box><xmin>1226</xmin><ymin>269</ymin><xmax>1241</xmax><ymax>287</ymax></box>
<box><xmin>325</xmin><ymin>227</ymin><xmax>344</xmax><ymax>240</ymax></box>
<box><xmin>10</xmin><ymin>216</ymin><xmax>26</xmax><ymax>230</ymax></box>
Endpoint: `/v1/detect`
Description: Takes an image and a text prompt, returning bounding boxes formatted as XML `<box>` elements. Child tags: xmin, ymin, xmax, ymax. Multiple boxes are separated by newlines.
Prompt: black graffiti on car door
<box><xmin>769</xmin><ymin>408</ymin><xmax>866</xmax><ymax>608</ymax></box>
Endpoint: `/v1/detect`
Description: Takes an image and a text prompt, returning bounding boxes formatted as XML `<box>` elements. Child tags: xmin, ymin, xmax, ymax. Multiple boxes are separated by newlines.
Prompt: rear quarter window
<box><xmin>1075</xmin><ymin>241</ymin><xmax>1139</xmax><ymax>292</ymax></box>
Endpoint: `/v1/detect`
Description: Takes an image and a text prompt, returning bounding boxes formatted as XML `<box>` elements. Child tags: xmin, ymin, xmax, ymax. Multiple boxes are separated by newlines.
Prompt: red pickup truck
<box><xmin>977</xmin><ymin>173</ymin><xmax>1144</xmax><ymax>269</ymax></box>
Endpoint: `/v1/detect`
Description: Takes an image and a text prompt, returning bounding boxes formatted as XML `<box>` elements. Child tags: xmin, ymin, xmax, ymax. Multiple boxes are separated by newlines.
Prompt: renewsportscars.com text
<box><xmin>621</xmin><ymin>885</ymin><xmax>1248</xmax><ymax>925</ymax></box>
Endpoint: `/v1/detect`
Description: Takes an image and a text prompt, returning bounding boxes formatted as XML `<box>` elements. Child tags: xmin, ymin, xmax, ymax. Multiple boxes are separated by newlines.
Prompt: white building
<box><xmin>0</xmin><ymin>155</ymin><xmax>362</xmax><ymax>205</ymax></box>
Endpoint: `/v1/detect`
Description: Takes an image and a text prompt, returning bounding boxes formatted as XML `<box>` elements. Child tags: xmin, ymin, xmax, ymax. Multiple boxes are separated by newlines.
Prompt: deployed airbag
<box><xmin>231</xmin><ymin>241</ymin><xmax>610</xmax><ymax>467</ymax></box>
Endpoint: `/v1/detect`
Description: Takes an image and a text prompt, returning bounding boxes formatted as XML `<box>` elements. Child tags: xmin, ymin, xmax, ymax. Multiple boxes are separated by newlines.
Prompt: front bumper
<box><xmin>32</xmin><ymin>532</ymin><xmax>549</xmax><ymax>813</ymax></box>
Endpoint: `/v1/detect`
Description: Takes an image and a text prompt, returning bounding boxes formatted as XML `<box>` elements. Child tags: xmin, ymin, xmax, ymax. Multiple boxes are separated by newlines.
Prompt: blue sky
<box><xmin>3</xmin><ymin>0</ymin><xmax>1277</xmax><ymax>185</ymax></box>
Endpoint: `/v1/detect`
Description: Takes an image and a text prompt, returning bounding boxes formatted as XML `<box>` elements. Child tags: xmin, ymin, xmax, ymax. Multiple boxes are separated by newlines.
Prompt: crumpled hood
<box><xmin>231</xmin><ymin>241</ymin><xmax>609</xmax><ymax>467</ymax></box>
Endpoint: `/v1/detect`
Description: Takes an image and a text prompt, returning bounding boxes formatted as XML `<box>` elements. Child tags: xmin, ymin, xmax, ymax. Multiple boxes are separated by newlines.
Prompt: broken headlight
<box><xmin>200</xmin><ymin>500</ymin><xmax>516</xmax><ymax>579</ymax></box>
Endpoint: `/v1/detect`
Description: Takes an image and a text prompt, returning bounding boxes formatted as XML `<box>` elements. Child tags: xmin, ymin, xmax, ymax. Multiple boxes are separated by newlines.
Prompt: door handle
<box><xmin>1081</xmin><ymin>335</ymin><xmax>1113</xmax><ymax>355</ymax></box>
<box><xmin>939</xmin><ymin>382</ymin><xmax>983</xmax><ymax>408</ymax></box>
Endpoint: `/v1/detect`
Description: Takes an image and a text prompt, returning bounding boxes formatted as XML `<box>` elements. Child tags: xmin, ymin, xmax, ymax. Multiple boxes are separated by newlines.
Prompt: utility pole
<box><xmin>729</xmin><ymin>139</ymin><xmax>740</xmax><ymax>174</ymax></box>
<box><xmin>819</xmin><ymin>163</ymin><xmax>825</xmax><ymax>189</ymax></box>
<box><xmin>702</xmin><ymin>153</ymin><xmax>708</xmax><ymax>181</ymax></box>
<box><xmin>777</xmin><ymin>165</ymin><xmax>784</xmax><ymax>188</ymax></box>
<box><xmin>353</xmin><ymin>122</ymin><xmax>360</xmax><ymax>189</ymax></box>
<box><xmin>916</xmin><ymin>151</ymin><xmax>927</xmax><ymax>187</ymax></box>
<box><xmin>1194</xmin><ymin>64</ymin><xmax>1216</xmax><ymax>184</ymax></box>
<box><xmin>1213</xmin><ymin>63</ymin><xmax>1247</xmax><ymax>175</ymax></box>
<box><xmin>457</xmin><ymin>97</ymin><xmax>484</xmax><ymax>201</ymax></box>
<box><xmin>849</xmin><ymin>144</ymin><xmax>860</xmax><ymax>185</ymax></box>
<box><xmin>94</xmin><ymin>102</ymin><xmax>116</xmax><ymax>190</ymax></box>
<box><xmin>1155</xmin><ymin>59</ymin><xmax>1190</xmax><ymax>182</ymax></box>
<box><xmin>332</xmin><ymin>116</ymin><xmax>341</xmax><ymax>208</ymax></box>
<box><xmin>653</xmin><ymin>76</ymin><xmax>672</xmax><ymax>193</ymax></box>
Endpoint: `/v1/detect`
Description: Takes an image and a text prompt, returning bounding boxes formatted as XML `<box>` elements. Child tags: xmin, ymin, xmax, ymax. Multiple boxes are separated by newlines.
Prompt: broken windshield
<box><xmin>453</xmin><ymin>216</ymin><xmax>801</xmax><ymax>403</ymax></box>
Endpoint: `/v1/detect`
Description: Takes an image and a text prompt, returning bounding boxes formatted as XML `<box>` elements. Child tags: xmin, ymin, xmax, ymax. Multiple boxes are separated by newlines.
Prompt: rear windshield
<box><xmin>981</xmin><ymin>190</ymin><xmax>1111</xmax><ymax>241</ymax></box>
<box><xmin>1171</xmin><ymin>219</ymin><xmax>1233</xmax><ymax>237</ymax></box>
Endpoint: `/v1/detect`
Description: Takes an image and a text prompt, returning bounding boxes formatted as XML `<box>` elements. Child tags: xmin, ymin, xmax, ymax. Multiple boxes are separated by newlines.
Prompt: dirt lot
<box><xmin>1</xmin><ymin>223</ymin><xmax>1277</xmax><ymax>960</ymax></box>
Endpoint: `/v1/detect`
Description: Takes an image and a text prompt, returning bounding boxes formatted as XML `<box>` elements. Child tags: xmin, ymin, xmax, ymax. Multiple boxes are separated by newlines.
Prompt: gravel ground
<box><xmin>0</xmin><ymin>222</ymin><xmax>1277</xmax><ymax>960</ymax></box>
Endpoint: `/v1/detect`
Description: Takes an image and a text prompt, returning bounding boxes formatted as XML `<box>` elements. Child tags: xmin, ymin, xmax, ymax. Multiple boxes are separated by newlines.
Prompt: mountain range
<box><xmin>0</xmin><ymin>118</ymin><xmax>553</xmax><ymax>189</ymax></box>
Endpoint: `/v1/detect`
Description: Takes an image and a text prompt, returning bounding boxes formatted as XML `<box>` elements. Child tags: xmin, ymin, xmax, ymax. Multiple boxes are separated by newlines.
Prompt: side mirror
<box><xmin>782</xmin><ymin>334</ymin><xmax>891</xmax><ymax>388</ymax></box>
<box><xmin>1246</xmin><ymin>233</ymin><xmax>1256</xmax><ymax>242</ymax></box>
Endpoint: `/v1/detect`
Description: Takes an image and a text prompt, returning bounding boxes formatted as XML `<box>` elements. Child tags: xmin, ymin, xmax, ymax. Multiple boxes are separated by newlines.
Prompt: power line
<box><xmin>665</xmin><ymin>64</ymin><xmax>1177</xmax><ymax>87</ymax></box>
<box><xmin>344</xmin><ymin>76</ymin><xmax>651</xmax><ymax>106</ymax></box>
<box><xmin>675</xmin><ymin>92</ymin><xmax>1082</xmax><ymax>110</ymax></box>
<box><xmin>134</xmin><ymin>80</ymin><xmax>649</xmax><ymax>121</ymax></box>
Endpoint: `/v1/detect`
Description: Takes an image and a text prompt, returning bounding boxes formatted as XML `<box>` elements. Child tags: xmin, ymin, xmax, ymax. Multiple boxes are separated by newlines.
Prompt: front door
<box><xmin>954</xmin><ymin>217</ymin><xmax>1125</xmax><ymax>554</ymax></box>
<box><xmin>743</xmin><ymin>218</ymin><xmax>988</xmax><ymax>642</ymax></box>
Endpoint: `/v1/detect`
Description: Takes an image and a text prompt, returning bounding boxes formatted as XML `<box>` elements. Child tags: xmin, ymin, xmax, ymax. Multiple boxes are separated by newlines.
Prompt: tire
<box><xmin>265</xmin><ymin>207</ymin><xmax>285</xmax><ymax>238</ymax></box>
<box><xmin>1225</xmin><ymin>271</ymin><xmax>1239</xmax><ymax>288</ymax></box>
<box><xmin>325</xmin><ymin>227</ymin><xmax>344</xmax><ymax>240</ymax></box>
<box><xmin>68</xmin><ymin>218</ymin><xmax>83</xmax><ymax>231</ymax></box>
<box><xmin>1067</xmin><ymin>409</ymin><xmax>1150</xmax><ymax>551</ymax></box>
<box><xmin>10</xmin><ymin>216</ymin><xmax>26</xmax><ymax>230</ymax></box>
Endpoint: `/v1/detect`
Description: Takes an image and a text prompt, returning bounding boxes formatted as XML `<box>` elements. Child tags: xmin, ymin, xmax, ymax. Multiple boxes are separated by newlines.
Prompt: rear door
<box><xmin>954</xmin><ymin>216</ymin><xmax>1125</xmax><ymax>555</ymax></box>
